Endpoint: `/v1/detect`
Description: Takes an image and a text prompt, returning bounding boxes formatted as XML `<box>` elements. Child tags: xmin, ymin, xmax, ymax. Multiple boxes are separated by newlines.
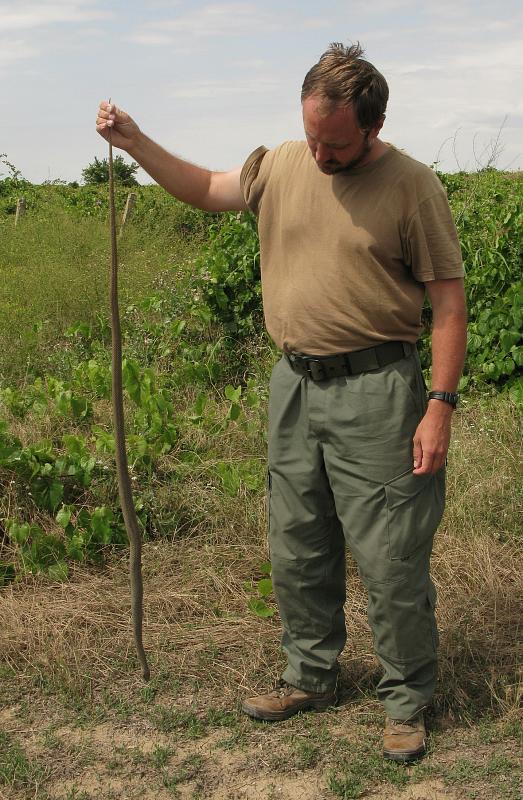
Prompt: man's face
<box><xmin>302</xmin><ymin>95</ymin><xmax>381</xmax><ymax>174</ymax></box>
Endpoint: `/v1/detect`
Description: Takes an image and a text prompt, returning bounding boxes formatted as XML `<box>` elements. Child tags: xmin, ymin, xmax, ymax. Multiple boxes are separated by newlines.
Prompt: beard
<box><xmin>317</xmin><ymin>132</ymin><xmax>372</xmax><ymax>174</ymax></box>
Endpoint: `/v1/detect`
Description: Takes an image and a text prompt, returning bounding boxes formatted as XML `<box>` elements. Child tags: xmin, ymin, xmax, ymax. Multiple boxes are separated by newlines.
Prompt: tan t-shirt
<box><xmin>240</xmin><ymin>141</ymin><xmax>464</xmax><ymax>355</ymax></box>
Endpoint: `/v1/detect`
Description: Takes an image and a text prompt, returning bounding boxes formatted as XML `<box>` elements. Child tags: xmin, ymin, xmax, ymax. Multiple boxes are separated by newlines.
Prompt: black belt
<box><xmin>285</xmin><ymin>341</ymin><xmax>413</xmax><ymax>381</ymax></box>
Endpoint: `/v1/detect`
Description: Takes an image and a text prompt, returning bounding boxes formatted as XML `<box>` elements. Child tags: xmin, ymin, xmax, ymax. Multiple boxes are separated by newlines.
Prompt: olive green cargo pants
<box><xmin>267</xmin><ymin>347</ymin><xmax>445</xmax><ymax>720</ymax></box>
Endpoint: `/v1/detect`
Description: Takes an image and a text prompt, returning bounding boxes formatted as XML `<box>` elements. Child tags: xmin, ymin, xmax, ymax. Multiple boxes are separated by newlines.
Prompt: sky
<box><xmin>1</xmin><ymin>0</ymin><xmax>522</xmax><ymax>184</ymax></box>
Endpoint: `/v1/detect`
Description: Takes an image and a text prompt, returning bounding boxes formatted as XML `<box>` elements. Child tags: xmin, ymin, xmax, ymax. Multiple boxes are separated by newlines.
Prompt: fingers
<box><xmin>412</xmin><ymin>436</ymin><xmax>422</xmax><ymax>471</ymax></box>
<box><xmin>412</xmin><ymin>452</ymin><xmax>435</xmax><ymax>475</ymax></box>
<box><xmin>97</xmin><ymin>100</ymin><xmax>116</xmax><ymax>131</ymax></box>
<box><xmin>412</xmin><ymin>445</ymin><xmax>445</xmax><ymax>475</ymax></box>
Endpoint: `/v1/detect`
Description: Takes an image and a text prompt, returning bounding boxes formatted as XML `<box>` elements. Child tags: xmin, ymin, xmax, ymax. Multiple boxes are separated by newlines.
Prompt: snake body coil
<box><xmin>108</xmin><ymin>133</ymin><xmax>150</xmax><ymax>682</ymax></box>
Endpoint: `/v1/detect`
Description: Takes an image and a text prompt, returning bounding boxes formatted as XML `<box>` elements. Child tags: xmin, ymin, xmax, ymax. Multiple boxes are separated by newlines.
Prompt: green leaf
<box><xmin>76</xmin><ymin>508</ymin><xmax>91</xmax><ymax>530</ymax></box>
<box><xmin>91</xmin><ymin>506</ymin><xmax>114</xmax><ymax>544</ymax></box>
<box><xmin>94</xmin><ymin>428</ymin><xmax>115</xmax><ymax>453</ymax></box>
<box><xmin>248</xmin><ymin>598</ymin><xmax>275</xmax><ymax>618</ymax></box>
<box><xmin>245</xmin><ymin>391</ymin><xmax>260</xmax><ymax>408</ymax></box>
<box><xmin>8</xmin><ymin>522</ymin><xmax>32</xmax><ymax>545</ymax></box>
<box><xmin>499</xmin><ymin>330</ymin><xmax>521</xmax><ymax>353</ymax></box>
<box><xmin>49</xmin><ymin>479</ymin><xmax>64</xmax><ymax>511</ymax></box>
<box><xmin>189</xmin><ymin>392</ymin><xmax>207</xmax><ymax>424</ymax></box>
<box><xmin>224</xmin><ymin>385</ymin><xmax>242</xmax><ymax>402</ymax></box>
<box><xmin>55</xmin><ymin>389</ymin><xmax>72</xmax><ymax>414</ymax></box>
<box><xmin>70</xmin><ymin>396</ymin><xmax>92</xmax><ymax>420</ymax></box>
<box><xmin>256</xmin><ymin>578</ymin><xmax>273</xmax><ymax>598</ymax></box>
<box><xmin>0</xmin><ymin>442</ymin><xmax>21</xmax><ymax>464</ymax></box>
<box><xmin>122</xmin><ymin>359</ymin><xmax>142</xmax><ymax>404</ymax></box>
<box><xmin>259</xmin><ymin>561</ymin><xmax>272</xmax><ymax>576</ymax></box>
<box><xmin>66</xmin><ymin>534</ymin><xmax>85</xmax><ymax>561</ymax></box>
<box><xmin>227</xmin><ymin>403</ymin><xmax>242</xmax><ymax>421</ymax></box>
<box><xmin>56</xmin><ymin>505</ymin><xmax>73</xmax><ymax>529</ymax></box>
<box><xmin>511</xmin><ymin>347</ymin><xmax>523</xmax><ymax>368</ymax></box>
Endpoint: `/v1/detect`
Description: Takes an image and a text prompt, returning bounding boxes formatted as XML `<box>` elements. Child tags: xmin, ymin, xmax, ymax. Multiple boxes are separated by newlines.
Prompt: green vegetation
<box><xmin>0</xmin><ymin>167</ymin><xmax>521</xmax><ymax>587</ymax></box>
<box><xmin>81</xmin><ymin>155</ymin><xmax>139</xmax><ymax>186</ymax></box>
<box><xmin>0</xmin><ymin>163</ymin><xmax>521</xmax><ymax>800</ymax></box>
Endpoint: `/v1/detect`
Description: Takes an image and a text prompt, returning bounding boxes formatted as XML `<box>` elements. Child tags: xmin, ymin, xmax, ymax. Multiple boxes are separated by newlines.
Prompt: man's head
<box><xmin>301</xmin><ymin>42</ymin><xmax>389</xmax><ymax>174</ymax></box>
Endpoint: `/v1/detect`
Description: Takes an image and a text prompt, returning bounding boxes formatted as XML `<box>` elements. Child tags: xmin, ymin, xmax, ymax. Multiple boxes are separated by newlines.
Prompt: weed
<box><xmin>206</xmin><ymin>708</ymin><xmax>238</xmax><ymax>728</ymax></box>
<box><xmin>65</xmin><ymin>788</ymin><xmax>92</xmax><ymax>800</ymax></box>
<box><xmin>40</xmin><ymin>728</ymin><xmax>61</xmax><ymax>750</ymax></box>
<box><xmin>149</xmin><ymin>707</ymin><xmax>207</xmax><ymax>739</ymax></box>
<box><xmin>0</xmin><ymin>729</ymin><xmax>46</xmax><ymax>790</ymax></box>
<box><xmin>327</xmin><ymin>734</ymin><xmax>411</xmax><ymax>799</ymax></box>
<box><xmin>150</xmin><ymin>745</ymin><xmax>175</xmax><ymax>769</ymax></box>
<box><xmin>162</xmin><ymin>754</ymin><xmax>205</xmax><ymax>795</ymax></box>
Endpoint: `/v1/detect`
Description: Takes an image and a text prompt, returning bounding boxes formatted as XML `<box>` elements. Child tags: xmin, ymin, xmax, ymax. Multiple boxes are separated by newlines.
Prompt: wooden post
<box><xmin>15</xmin><ymin>198</ymin><xmax>26</xmax><ymax>226</ymax></box>
<box><xmin>120</xmin><ymin>192</ymin><xmax>136</xmax><ymax>235</ymax></box>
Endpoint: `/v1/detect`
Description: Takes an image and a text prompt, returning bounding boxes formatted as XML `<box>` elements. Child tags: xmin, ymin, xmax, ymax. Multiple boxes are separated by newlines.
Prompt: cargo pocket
<box><xmin>384</xmin><ymin>468</ymin><xmax>445</xmax><ymax>560</ymax></box>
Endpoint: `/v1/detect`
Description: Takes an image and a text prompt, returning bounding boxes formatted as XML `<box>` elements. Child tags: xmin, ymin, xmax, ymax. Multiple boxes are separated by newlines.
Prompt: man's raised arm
<box><xmin>96</xmin><ymin>101</ymin><xmax>248</xmax><ymax>213</ymax></box>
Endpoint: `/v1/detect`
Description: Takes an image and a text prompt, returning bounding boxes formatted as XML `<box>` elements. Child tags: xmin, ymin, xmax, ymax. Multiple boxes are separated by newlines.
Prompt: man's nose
<box><xmin>315</xmin><ymin>142</ymin><xmax>331</xmax><ymax>163</ymax></box>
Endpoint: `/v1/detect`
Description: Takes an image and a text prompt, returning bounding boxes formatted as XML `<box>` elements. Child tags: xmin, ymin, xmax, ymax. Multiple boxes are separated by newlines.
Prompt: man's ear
<box><xmin>371</xmin><ymin>114</ymin><xmax>386</xmax><ymax>139</ymax></box>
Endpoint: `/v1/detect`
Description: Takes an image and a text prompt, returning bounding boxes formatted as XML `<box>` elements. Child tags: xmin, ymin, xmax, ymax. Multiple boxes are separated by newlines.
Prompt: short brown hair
<box><xmin>301</xmin><ymin>42</ymin><xmax>389</xmax><ymax>131</ymax></box>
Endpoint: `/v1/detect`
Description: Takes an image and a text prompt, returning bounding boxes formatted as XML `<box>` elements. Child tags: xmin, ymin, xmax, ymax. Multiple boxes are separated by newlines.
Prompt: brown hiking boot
<box><xmin>383</xmin><ymin>713</ymin><xmax>427</xmax><ymax>762</ymax></box>
<box><xmin>242</xmin><ymin>679</ymin><xmax>337</xmax><ymax>721</ymax></box>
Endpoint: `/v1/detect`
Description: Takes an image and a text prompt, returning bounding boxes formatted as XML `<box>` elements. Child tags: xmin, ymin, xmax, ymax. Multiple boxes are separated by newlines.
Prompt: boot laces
<box><xmin>391</xmin><ymin>714</ymin><xmax>422</xmax><ymax>730</ymax></box>
<box><xmin>270</xmin><ymin>679</ymin><xmax>295</xmax><ymax>698</ymax></box>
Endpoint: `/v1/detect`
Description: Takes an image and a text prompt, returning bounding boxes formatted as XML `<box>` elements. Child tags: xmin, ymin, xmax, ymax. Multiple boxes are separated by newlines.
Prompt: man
<box><xmin>96</xmin><ymin>42</ymin><xmax>467</xmax><ymax>763</ymax></box>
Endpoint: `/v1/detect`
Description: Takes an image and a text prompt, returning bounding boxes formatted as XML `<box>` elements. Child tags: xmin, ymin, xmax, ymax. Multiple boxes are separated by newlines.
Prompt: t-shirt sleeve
<box><xmin>240</xmin><ymin>145</ymin><xmax>269</xmax><ymax>215</ymax></box>
<box><xmin>405</xmin><ymin>190</ymin><xmax>465</xmax><ymax>282</ymax></box>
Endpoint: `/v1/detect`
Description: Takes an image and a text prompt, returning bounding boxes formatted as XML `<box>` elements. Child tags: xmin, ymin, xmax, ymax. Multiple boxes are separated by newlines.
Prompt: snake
<box><xmin>108</xmin><ymin>123</ymin><xmax>151</xmax><ymax>682</ymax></box>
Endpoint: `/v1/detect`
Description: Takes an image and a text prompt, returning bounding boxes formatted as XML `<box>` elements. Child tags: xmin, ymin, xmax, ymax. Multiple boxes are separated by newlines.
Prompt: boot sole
<box><xmin>242</xmin><ymin>696</ymin><xmax>336</xmax><ymax>722</ymax></box>
<box><xmin>383</xmin><ymin>745</ymin><xmax>426</xmax><ymax>763</ymax></box>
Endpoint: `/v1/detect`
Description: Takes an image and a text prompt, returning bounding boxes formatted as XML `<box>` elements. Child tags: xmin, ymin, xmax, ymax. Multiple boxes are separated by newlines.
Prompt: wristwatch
<box><xmin>428</xmin><ymin>390</ymin><xmax>459</xmax><ymax>408</ymax></box>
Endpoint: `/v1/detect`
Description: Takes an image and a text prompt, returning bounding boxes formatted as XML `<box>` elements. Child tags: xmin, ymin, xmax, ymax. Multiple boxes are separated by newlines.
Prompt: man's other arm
<box><xmin>412</xmin><ymin>277</ymin><xmax>467</xmax><ymax>475</ymax></box>
<box><xmin>96</xmin><ymin>101</ymin><xmax>247</xmax><ymax>213</ymax></box>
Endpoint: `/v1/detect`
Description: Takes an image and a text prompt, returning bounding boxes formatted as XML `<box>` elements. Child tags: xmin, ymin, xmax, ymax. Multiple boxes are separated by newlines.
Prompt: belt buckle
<box><xmin>305</xmin><ymin>358</ymin><xmax>326</xmax><ymax>381</ymax></box>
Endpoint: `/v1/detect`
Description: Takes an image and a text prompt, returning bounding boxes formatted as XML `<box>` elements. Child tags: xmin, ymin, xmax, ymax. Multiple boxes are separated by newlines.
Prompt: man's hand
<box><xmin>96</xmin><ymin>101</ymin><xmax>141</xmax><ymax>153</ymax></box>
<box><xmin>412</xmin><ymin>400</ymin><xmax>453</xmax><ymax>474</ymax></box>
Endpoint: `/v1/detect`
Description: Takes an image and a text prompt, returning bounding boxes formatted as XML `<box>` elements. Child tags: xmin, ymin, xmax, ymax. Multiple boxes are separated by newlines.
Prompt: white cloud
<box><xmin>388</xmin><ymin>63</ymin><xmax>443</xmax><ymax>76</ymax></box>
<box><xmin>129</xmin><ymin>32</ymin><xmax>174</xmax><ymax>46</ymax></box>
<box><xmin>142</xmin><ymin>3</ymin><xmax>282</xmax><ymax>37</ymax></box>
<box><xmin>168</xmin><ymin>77</ymin><xmax>281</xmax><ymax>99</ymax></box>
<box><xmin>0</xmin><ymin>38</ymin><xmax>38</xmax><ymax>68</ymax></box>
<box><xmin>128</xmin><ymin>2</ymin><xmax>336</xmax><ymax>45</ymax></box>
<box><xmin>301</xmin><ymin>18</ymin><xmax>331</xmax><ymax>29</ymax></box>
<box><xmin>230</xmin><ymin>58</ymin><xmax>267</xmax><ymax>69</ymax></box>
<box><xmin>0</xmin><ymin>1</ymin><xmax>112</xmax><ymax>33</ymax></box>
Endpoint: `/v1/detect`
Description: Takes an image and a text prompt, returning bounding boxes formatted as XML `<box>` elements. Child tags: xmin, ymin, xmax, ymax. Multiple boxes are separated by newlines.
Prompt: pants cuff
<box><xmin>282</xmin><ymin>665</ymin><xmax>338</xmax><ymax>695</ymax></box>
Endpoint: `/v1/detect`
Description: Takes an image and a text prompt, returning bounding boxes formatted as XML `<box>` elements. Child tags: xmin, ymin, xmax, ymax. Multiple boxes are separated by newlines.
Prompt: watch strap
<box><xmin>428</xmin><ymin>390</ymin><xmax>459</xmax><ymax>408</ymax></box>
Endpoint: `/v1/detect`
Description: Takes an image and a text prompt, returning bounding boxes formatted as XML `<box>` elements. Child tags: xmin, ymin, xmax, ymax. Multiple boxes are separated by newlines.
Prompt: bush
<box><xmin>82</xmin><ymin>155</ymin><xmax>139</xmax><ymax>186</ymax></box>
<box><xmin>194</xmin><ymin>212</ymin><xmax>262</xmax><ymax>337</ymax></box>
